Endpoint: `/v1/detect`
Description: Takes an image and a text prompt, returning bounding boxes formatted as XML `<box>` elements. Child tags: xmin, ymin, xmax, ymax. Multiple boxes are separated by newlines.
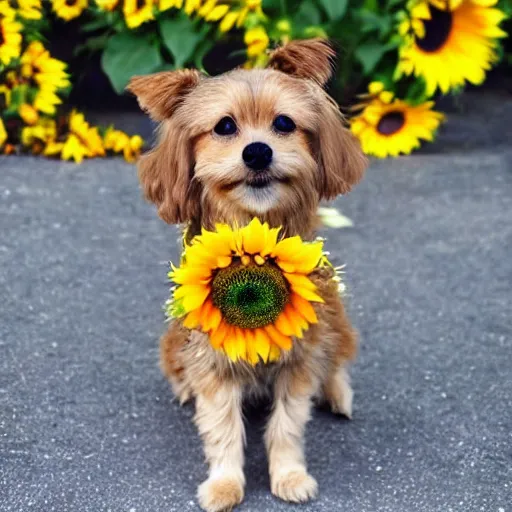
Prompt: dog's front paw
<box><xmin>197</xmin><ymin>475</ymin><xmax>244</xmax><ymax>512</ymax></box>
<box><xmin>271</xmin><ymin>469</ymin><xmax>318</xmax><ymax>503</ymax></box>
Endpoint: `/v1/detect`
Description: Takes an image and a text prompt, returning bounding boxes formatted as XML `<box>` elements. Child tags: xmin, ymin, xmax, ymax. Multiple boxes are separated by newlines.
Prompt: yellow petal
<box><xmin>275</xmin><ymin>310</ymin><xmax>294</xmax><ymax>336</ymax></box>
<box><xmin>223</xmin><ymin>336</ymin><xmax>239</xmax><ymax>362</ymax></box>
<box><xmin>205</xmin><ymin>304</ymin><xmax>222</xmax><ymax>332</ymax></box>
<box><xmin>206</xmin><ymin>4</ymin><xmax>230</xmax><ymax>21</ymax></box>
<box><xmin>290</xmin><ymin>293</ymin><xmax>318</xmax><ymax>324</ymax></box>
<box><xmin>210</xmin><ymin>321</ymin><xmax>229</xmax><ymax>349</ymax></box>
<box><xmin>268</xmin><ymin>344</ymin><xmax>281</xmax><ymax>362</ymax></box>
<box><xmin>216</xmin><ymin>255</ymin><xmax>232</xmax><ymax>268</ymax></box>
<box><xmin>264</xmin><ymin>324</ymin><xmax>292</xmax><ymax>351</ymax></box>
<box><xmin>199</xmin><ymin>300</ymin><xmax>213</xmax><ymax>331</ymax></box>
<box><xmin>242</xmin><ymin>217</ymin><xmax>266</xmax><ymax>255</ymax></box>
<box><xmin>174</xmin><ymin>285</ymin><xmax>210</xmax><ymax>312</ymax></box>
<box><xmin>245</xmin><ymin>329</ymin><xmax>260</xmax><ymax>365</ymax></box>
<box><xmin>277</xmin><ymin>261</ymin><xmax>296</xmax><ymax>273</ymax></box>
<box><xmin>283</xmin><ymin>304</ymin><xmax>304</xmax><ymax>338</ymax></box>
<box><xmin>292</xmin><ymin>286</ymin><xmax>324</xmax><ymax>304</ymax></box>
<box><xmin>219</xmin><ymin>10</ymin><xmax>239</xmax><ymax>32</ymax></box>
<box><xmin>253</xmin><ymin>328</ymin><xmax>271</xmax><ymax>363</ymax></box>
<box><xmin>284</xmin><ymin>273</ymin><xmax>318</xmax><ymax>291</ymax></box>
<box><xmin>224</xmin><ymin>327</ymin><xmax>246</xmax><ymax>362</ymax></box>
<box><xmin>287</xmin><ymin>304</ymin><xmax>309</xmax><ymax>334</ymax></box>
<box><xmin>183</xmin><ymin>308</ymin><xmax>201</xmax><ymax>329</ymax></box>
<box><xmin>170</xmin><ymin>266</ymin><xmax>211</xmax><ymax>285</ymax></box>
<box><xmin>296</xmin><ymin>242</ymin><xmax>324</xmax><ymax>274</ymax></box>
<box><xmin>271</xmin><ymin>236</ymin><xmax>304</xmax><ymax>262</ymax></box>
<box><xmin>261</xmin><ymin>226</ymin><xmax>281</xmax><ymax>256</ymax></box>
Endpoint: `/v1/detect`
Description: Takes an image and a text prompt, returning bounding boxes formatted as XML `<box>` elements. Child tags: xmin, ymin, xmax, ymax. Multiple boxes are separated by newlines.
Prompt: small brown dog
<box><xmin>129</xmin><ymin>39</ymin><xmax>367</xmax><ymax>512</ymax></box>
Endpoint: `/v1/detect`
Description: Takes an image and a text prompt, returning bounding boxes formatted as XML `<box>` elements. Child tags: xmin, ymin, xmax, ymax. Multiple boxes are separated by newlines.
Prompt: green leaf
<box><xmin>101</xmin><ymin>32</ymin><xmax>163</xmax><ymax>94</ymax></box>
<box><xmin>295</xmin><ymin>1</ymin><xmax>321</xmax><ymax>27</ymax></box>
<box><xmin>354</xmin><ymin>43</ymin><xmax>387</xmax><ymax>75</ymax></box>
<box><xmin>317</xmin><ymin>0</ymin><xmax>348</xmax><ymax>20</ymax></box>
<box><xmin>356</xmin><ymin>8</ymin><xmax>392</xmax><ymax>36</ymax></box>
<box><xmin>159</xmin><ymin>14</ymin><xmax>203</xmax><ymax>69</ymax></box>
<box><xmin>194</xmin><ymin>39</ymin><xmax>214</xmax><ymax>72</ymax></box>
<box><xmin>74</xmin><ymin>34</ymin><xmax>110</xmax><ymax>56</ymax></box>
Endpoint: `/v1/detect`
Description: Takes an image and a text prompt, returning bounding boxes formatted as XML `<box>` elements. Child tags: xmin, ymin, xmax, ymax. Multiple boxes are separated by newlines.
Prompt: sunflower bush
<box><xmin>0</xmin><ymin>0</ymin><xmax>510</xmax><ymax>160</ymax></box>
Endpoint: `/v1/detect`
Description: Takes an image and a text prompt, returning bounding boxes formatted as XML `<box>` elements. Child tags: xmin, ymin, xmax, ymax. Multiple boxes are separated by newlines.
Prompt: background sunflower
<box><xmin>396</xmin><ymin>0</ymin><xmax>508</xmax><ymax>96</ymax></box>
<box><xmin>350</xmin><ymin>82</ymin><xmax>445</xmax><ymax>158</ymax></box>
<box><xmin>0</xmin><ymin>0</ymin><xmax>510</xmax><ymax>160</ymax></box>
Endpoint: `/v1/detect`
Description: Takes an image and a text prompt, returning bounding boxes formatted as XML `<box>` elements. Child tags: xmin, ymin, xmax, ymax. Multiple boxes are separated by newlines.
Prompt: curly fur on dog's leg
<box><xmin>160</xmin><ymin>322</ymin><xmax>193</xmax><ymax>405</ymax></box>
<box><xmin>265</xmin><ymin>371</ymin><xmax>319</xmax><ymax>503</ymax></box>
<box><xmin>322</xmin><ymin>364</ymin><xmax>353</xmax><ymax>418</ymax></box>
<box><xmin>195</xmin><ymin>382</ymin><xmax>246</xmax><ymax>512</ymax></box>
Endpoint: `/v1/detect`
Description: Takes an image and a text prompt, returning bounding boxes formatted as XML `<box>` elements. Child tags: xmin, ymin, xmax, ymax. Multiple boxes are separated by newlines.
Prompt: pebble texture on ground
<box><xmin>1</xmin><ymin>92</ymin><xmax>511</xmax><ymax>511</ymax></box>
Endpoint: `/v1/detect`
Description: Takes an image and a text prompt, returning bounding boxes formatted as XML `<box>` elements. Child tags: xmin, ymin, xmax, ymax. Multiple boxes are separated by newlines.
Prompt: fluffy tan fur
<box><xmin>129</xmin><ymin>39</ymin><xmax>367</xmax><ymax>512</ymax></box>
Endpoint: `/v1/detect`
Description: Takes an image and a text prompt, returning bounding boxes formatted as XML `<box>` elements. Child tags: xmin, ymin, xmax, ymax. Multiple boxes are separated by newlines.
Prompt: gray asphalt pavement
<box><xmin>1</xmin><ymin>92</ymin><xmax>511</xmax><ymax>512</ymax></box>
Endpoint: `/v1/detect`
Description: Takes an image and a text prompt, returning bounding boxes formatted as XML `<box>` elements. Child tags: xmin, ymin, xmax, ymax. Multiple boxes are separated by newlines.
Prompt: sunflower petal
<box><xmin>183</xmin><ymin>308</ymin><xmax>202</xmax><ymax>329</ymax></box>
<box><xmin>261</xmin><ymin>226</ymin><xmax>281</xmax><ymax>256</ymax></box>
<box><xmin>173</xmin><ymin>284</ymin><xmax>202</xmax><ymax>300</ymax></box>
<box><xmin>293</xmin><ymin>243</ymin><xmax>324</xmax><ymax>273</ymax></box>
<box><xmin>242</xmin><ymin>217</ymin><xmax>266</xmax><ymax>255</ymax></box>
<box><xmin>276</xmin><ymin>261</ymin><xmax>296</xmax><ymax>273</ymax></box>
<box><xmin>264</xmin><ymin>324</ymin><xmax>292</xmax><ymax>351</ymax></box>
<box><xmin>234</xmin><ymin>327</ymin><xmax>248</xmax><ymax>361</ymax></box>
<box><xmin>284</xmin><ymin>273</ymin><xmax>318</xmax><ymax>291</ymax></box>
<box><xmin>292</xmin><ymin>286</ymin><xmax>325</xmax><ymax>304</ymax></box>
<box><xmin>245</xmin><ymin>329</ymin><xmax>260</xmax><ymax>365</ymax></box>
<box><xmin>290</xmin><ymin>293</ymin><xmax>318</xmax><ymax>324</ymax></box>
<box><xmin>284</xmin><ymin>304</ymin><xmax>304</xmax><ymax>338</ymax></box>
<box><xmin>275</xmin><ymin>310</ymin><xmax>294</xmax><ymax>336</ymax></box>
<box><xmin>271</xmin><ymin>236</ymin><xmax>304</xmax><ymax>262</ymax></box>
<box><xmin>223</xmin><ymin>335</ymin><xmax>239</xmax><ymax>362</ymax></box>
<box><xmin>253</xmin><ymin>328</ymin><xmax>271</xmax><ymax>363</ymax></box>
<box><xmin>268</xmin><ymin>344</ymin><xmax>281</xmax><ymax>362</ymax></box>
<box><xmin>210</xmin><ymin>321</ymin><xmax>229</xmax><ymax>349</ymax></box>
<box><xmin>170</xmin><ymin>266</ymin><xmax>211</xmax><ymax>285</ymax></box>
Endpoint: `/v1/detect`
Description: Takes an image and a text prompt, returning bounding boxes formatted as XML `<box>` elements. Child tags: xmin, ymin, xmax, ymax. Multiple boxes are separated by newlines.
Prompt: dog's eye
<box><xmin>214</xmin><ymin>116</ymin><xmax>237</xmax><ymax>136</ymax></box>
<box><xmin>273</xmin><ymin>115</ymin><xmax>296</xmax><ymax>134</ymax></box>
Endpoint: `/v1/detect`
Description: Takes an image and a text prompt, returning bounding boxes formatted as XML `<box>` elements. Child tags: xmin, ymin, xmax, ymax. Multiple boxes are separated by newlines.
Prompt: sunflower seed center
<box><xmin>415</xmin><ymin>5</ymin><xmax>453</xmax><ymax>53</ymax></box>
<box><xmin>212</xmin><ymin>263</ymin><xmax>289</xmax><ymax>329</ymax></box>
<box><xmin>377</xmin><ymin>111</ymin><xmax>405</xmax><ymax>136</ymax></box>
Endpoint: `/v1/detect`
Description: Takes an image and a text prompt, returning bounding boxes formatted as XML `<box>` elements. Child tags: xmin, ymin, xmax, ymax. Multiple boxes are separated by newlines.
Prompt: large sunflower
<box><xmin>396</xmin><ymin>0</ymin><xmax>507</xmax><ymax>97</ymax></box>
<box><xmin>167</xmin><ymin>218</ymin><xmax>329</xmax><ymax>365</ymax></box>
<box><xmin>51</xmin><ymin>0</ymin><xmax>88</xmax><ymax>20</ymax></box>
<box><xmin>350</xmin><ymin>82</ymin><xmax>444</xmax><ymax>158</ymax></box>
<box><xmin>0</xmin><ymin>2</ymin><xmax>23</xmax><ymax>67</ymax></box>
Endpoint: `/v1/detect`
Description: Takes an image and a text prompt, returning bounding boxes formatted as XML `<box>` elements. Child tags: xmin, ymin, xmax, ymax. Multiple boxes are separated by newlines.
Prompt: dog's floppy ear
<box><xmin>316</xmin><ymin>96</ymin><xmax>368</xmax><ymax>199</ymax></box>
<box><xmin>127</xmin><ymin>70</ymin><xmax>201</xmax><ymax>224</ymax></box>
<box><xmin>127</xmin><ymin>69</ymin><xmax>201</xmax><ymax>121</ymax></box>
<box><xmin>267</xmin><ymin>38</ymin><xmax>335</xmax><ymax>86</ymax></box>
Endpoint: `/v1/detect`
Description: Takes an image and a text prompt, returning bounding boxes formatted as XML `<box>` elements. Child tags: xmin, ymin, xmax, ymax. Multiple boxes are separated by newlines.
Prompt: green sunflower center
<box><xmin>416</xmin><ymin>5</ymin><xmax>453</xmax><ymax>53</ymax></box>
<box><xmin>212</xmin><ymin>263</ymin><xmax>289</xmax><ymax>329</ymax></box>
<box><xmin>377</xmin><ymin>111</ymin><xmax>405</xmax><ymax>136</ymax></box>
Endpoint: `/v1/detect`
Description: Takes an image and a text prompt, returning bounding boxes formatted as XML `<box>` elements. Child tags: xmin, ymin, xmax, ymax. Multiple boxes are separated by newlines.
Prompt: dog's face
<box><xmin>129</xmin><ymin>40</ymin><xmax>367</xmax><ymax>232</ymax></box>
<box><xmin>191</xmin><ymin>71</ymin><xmax>322</xmax><ymax>216</ymax></box>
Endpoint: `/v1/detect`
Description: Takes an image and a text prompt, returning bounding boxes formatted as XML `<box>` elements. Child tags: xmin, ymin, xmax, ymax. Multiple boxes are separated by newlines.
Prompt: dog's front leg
<box><xmin>195</xmin><ymin>380</ymin><xmax>245</xmax><ymax>512</ymax></box>
<box><xmin>265</xmin><ymin>370</ymin><xmax>319</xmax><ymax>503</ymax></box>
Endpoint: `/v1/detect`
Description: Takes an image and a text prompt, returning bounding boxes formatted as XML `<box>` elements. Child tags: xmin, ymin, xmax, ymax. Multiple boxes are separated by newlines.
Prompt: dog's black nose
<box><xmin>242</xmin><ymin>142</ymin><xmax>273</xmax><ymax>172</ymax></box>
